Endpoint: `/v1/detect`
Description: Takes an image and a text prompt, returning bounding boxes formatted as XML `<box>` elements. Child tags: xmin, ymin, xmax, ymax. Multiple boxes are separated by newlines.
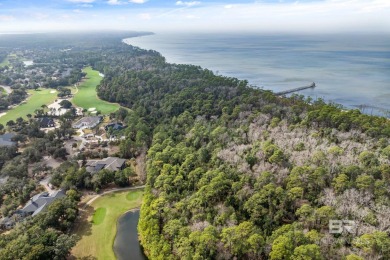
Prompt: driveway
<box><xmin>39</xmin><ymin>175</ymin><xmax>54</xmax><ymax>193</ymax></box>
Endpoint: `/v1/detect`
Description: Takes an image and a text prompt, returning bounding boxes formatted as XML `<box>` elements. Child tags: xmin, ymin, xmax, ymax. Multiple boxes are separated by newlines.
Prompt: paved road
<box><xmin>84</xmin><ymin>185</ymin><xmax>146</xmax><ymax>207</ymax></box>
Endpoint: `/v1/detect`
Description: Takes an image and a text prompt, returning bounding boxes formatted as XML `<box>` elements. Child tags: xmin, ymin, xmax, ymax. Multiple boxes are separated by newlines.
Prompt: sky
<box><xmin>0</xmin><ymin>0</ymin><xmax>389</xmax><ymax>33</ymax></box>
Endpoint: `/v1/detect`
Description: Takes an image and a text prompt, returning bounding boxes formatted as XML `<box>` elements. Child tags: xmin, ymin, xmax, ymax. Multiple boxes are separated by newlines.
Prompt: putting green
<box><xmin>92</xmin><ymin>208</ymin><xmax>107</xmax><ymax>225</ymax></box>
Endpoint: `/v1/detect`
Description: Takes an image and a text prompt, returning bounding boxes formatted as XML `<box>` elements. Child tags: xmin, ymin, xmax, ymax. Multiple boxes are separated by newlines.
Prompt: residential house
<box><xmin>84</xmin><ymin>157</ymin><xmax>126</xmax><ymax>174</ymax></box>
<box><xmin>18</xmin><ymin>190</ymin><xmax>66</xmax><ymax>217</ymax></box>
<box><xmin>105</xmin><ymin>122</ymin><xmax>125</xmax><ymax>131</ymax></box>
<box><xmin>0</xmin><ymin>190</ymin><xmax>66</xmax><ymax>230</ymax></box>
<box><xmin>37</xmin><ymin>117</ymin><xmax>55</xmax><ymax>128</ymax></box>
<box><xmin>72</xmin><ymin>116</ymin><xmax>102</xmax><ymax>129</ymax></box>
<box><xmin>0</xmin><ymin>133</ymin><xmax>16</xmax><ymax>147</ymax></box>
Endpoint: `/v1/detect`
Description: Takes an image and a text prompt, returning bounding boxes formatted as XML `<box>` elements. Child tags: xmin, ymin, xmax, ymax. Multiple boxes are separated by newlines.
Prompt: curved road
<box><xmin>84</xmin><ymin>185</ymin><xmax>145</xmax><ymax>207</ymax></box>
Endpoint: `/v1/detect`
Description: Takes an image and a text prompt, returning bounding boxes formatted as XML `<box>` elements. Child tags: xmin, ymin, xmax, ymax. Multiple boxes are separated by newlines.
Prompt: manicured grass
<box><xmin>72</xmin><ymin>67</ymin><xmax>120</xmax><ymax>114</ymax></box>
<box><xmin>126</xmin><ymin>191</ymin><xmax>140</xmax><ymax>201</ymax></box>
<box><xmin>0</xmin><ymin>89</ymin><xmax>57</xmax><ymax>125</ymax></box>
<box><xmin>72</xmin><ymin>189</ymin><xmax>143</xmax><ymax>260</ymax></box>
<box><xmin>92</xmin><ymin>208</ymin><xmax>107</xmax><ymax>225</ymax></box>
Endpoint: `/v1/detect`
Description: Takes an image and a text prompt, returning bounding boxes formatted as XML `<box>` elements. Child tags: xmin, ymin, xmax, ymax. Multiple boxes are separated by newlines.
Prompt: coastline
<box><xmin>122</xmin><ymin>33</ymin><xmax>390</xmax><ymax>118</ymax></box>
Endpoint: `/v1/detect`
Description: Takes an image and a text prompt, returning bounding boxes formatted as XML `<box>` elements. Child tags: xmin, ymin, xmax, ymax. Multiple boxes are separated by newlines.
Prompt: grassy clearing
<box><xmin>0</xmin><ymin>89</ymin><xmax>57</xmax><ymax>125</ymax></box>
<box><xmin>72</xmin><ymin>189</ymin><xmax>143</xmax><ymax>260</ymax></box>
<box><xmin>72</xmin><ymin>67</ymin><xmax>120</xmax><ymax>114</ymax></box>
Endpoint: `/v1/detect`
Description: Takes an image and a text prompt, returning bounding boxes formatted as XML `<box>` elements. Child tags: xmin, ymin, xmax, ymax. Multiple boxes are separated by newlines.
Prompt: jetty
<box><xmin>275</xmin><ymin>82</ymin><xmax>316</xmax><ymax>96</ymax></box>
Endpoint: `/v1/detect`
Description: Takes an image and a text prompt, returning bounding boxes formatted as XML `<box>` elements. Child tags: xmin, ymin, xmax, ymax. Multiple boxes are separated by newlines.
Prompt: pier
<box><xmin>275</xmin><ymin>82</ymin><xmax>316</xmax><ymax>96</ymax></box>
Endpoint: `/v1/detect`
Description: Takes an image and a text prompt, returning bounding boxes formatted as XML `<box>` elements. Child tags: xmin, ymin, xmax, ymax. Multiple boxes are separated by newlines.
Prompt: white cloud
<box><xmin>68</xmin><ymin>0</ymin><xmax>95</xmax><ymax>3</ymax></box>
<box><xmin>129</xmin><ymin>0</ymin><xmax>148</xmax><ymax>4</ymax></box>
<box><xmin>1</xmin><ymin>0</ymin><xmax>390</xmax><ymax>34</ymax></box>
<box><xmin>33</xmin><ymin>13</ymin><xmax>49</xmax><ymax>20</ymax></box>
<box><xmin>186</xmin><ymin>14</ymin><xmax>199</xmax><ymax>19</ymax></box>
<box><xmin>138</xmin><ymin>13</ymin><xmax>151</xmax><ymax>20</ymax></box>
<box><xmin>108</xmin><ymin>0</ymin><xmax>125</xmax><ymax>5</ymax></box>
<box><xmin>176</xmin><ymin>1</ymin><xmax>201</xmax><ymax>7</ymax></box>
<box><xmin>73</xmin><ymin>9</ymin><xmax>82</xmax><ymax>13</ymax></box>
<box><xmin>0</xmin><ymin>15</ymin><xmax>14</xmax><ymax>22</ymax></box>
<box><xmin>79</xmin><ymin>4</ymin><xmax>93</xmax><ymax>7</ymax></box>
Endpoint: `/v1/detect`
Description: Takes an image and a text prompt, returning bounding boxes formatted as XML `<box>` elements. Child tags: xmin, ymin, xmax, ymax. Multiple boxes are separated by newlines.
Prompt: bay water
<box><xmin>124</xmin><ymin>33</ymin><xmax>390</xmax><ymax>117</ymax></box>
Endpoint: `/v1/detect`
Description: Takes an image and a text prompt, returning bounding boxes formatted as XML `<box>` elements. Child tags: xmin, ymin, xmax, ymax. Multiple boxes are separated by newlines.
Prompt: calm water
<box><xmin>125</xmin><ymin>33</ymin><xmax>390</xmax><ymax>117</ymax></box>
<box><xmin>114</xmin><ymin>210</ymin><xmax>146</xmax><ymax>260</ymax></box>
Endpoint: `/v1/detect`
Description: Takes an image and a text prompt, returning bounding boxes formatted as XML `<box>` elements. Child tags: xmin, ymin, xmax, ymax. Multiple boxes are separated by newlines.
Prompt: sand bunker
<box><xmin>50</xmin><ymin>90</ymin><xmax>57</xmax><ymax>94</ymax></box>
<box><xmin>47</xmin><ymin>99</ymin><xmax>69</xmax><ymax>116</ymax></box>
<box><xmin>88</xmin><ymin>107</ymin><xmax>96</xmax><ymax>112</ymax></box>
<box><xmin>0</xmin><ymin>112</ymin><xmax>6</xmax><ymax>118</ymax></box>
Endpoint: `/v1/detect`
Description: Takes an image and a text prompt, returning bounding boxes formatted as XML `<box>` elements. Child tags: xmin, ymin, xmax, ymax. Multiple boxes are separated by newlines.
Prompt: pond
<box><xmin>113</xmin><ymin>210</ymin><xmax>147</xmax><ymax>260</ymax></box>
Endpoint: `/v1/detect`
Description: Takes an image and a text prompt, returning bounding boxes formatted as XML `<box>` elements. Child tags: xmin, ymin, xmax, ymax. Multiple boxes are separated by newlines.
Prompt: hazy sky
<box><xmin>0</xmin><ymin>0</ymin><xmax>389</xmax><ymax>33</ymax></box>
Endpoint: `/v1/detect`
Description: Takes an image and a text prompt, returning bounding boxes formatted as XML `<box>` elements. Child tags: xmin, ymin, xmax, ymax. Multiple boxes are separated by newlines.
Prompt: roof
<box><xmin>85</xmin><ymin>157</ymin><xmax>126</xmax><ymax>173</ymax></box>
<box><xmin>72</xmin><ymin>116</ymin><xmax>101</xmax><ymax>128</ymax></box>
<box><xmin>105</xmin><ymin>122</ymin><xmax>125</xmax><ymax>131</ymax></box>
<box><xmin>37</xmin><ymin>117</ymin><xmax>55</xmax><ymax>128</ymax></box>
<box><xmin>0</xmin><ymin>133</ymin><xmax>16</xmax><ymax>147</ymax></box>
<box><xmin>21</xmin><ymin>190</ymin><xmax>66</xmax><ymax>216</ymax></box>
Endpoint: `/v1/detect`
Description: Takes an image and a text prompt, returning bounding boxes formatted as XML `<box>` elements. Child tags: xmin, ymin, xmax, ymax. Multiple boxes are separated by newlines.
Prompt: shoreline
<box><xmin>122</xmin><ymin>34</ymin><xmax>390</xmax><ymax>118</ymax></box>
<box><xmin>113</xmin><ymin>208</ymin><xmax>142</xmax><ymax>260</ymax></box>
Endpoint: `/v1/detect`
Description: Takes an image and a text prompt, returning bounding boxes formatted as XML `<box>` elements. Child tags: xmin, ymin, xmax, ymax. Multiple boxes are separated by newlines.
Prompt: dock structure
<box><xmin>275</xmin><ymin>82</ymin><xmax>316</xmax><ymax>96</ymax></box>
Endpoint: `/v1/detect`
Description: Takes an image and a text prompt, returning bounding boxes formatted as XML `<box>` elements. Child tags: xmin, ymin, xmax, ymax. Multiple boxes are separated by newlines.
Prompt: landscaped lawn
<box><xmin>0</xmin><ymin>89</ymin><xmax>57</xmax><ymax>125</ymax></box>
<box><xmin>71</xmin><ymin>189</ymin><xmax>144</xmax><ymax>260</ymax></box>
<box><xmin>72</xmin><ymin>67</ymin><xmax>120</xmax><ymax>114</ymax></box>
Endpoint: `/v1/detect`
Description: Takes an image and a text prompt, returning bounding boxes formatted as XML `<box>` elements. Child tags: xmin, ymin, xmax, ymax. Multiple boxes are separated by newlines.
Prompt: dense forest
<box><xmin>96</xmin><ymin>42</ymin><xmax>390</xmax><ymax>259</ymax></box>
<box><xmin>0</xmin><ymin>32</ymin><xmax>389</xmax><ymax>259</ymax></box>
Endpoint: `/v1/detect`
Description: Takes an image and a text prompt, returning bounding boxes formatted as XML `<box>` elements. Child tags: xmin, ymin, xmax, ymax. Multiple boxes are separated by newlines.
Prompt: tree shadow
<box><xmin>72</xmin><ymin>204</ymin><xmax>94</xmax><ymax>238</ymax></box>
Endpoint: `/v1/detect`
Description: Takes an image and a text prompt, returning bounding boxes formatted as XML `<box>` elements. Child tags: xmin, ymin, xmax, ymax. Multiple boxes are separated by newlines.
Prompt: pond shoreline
<box><xmin>113</xmin><ymin>209</ymin><xmax>147</xmax><ymax>260</ymax></box>
<box><xmin>71</xmin><ymin>188</ymin><xmax>144</xmax><ymax>259</ymax></box>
